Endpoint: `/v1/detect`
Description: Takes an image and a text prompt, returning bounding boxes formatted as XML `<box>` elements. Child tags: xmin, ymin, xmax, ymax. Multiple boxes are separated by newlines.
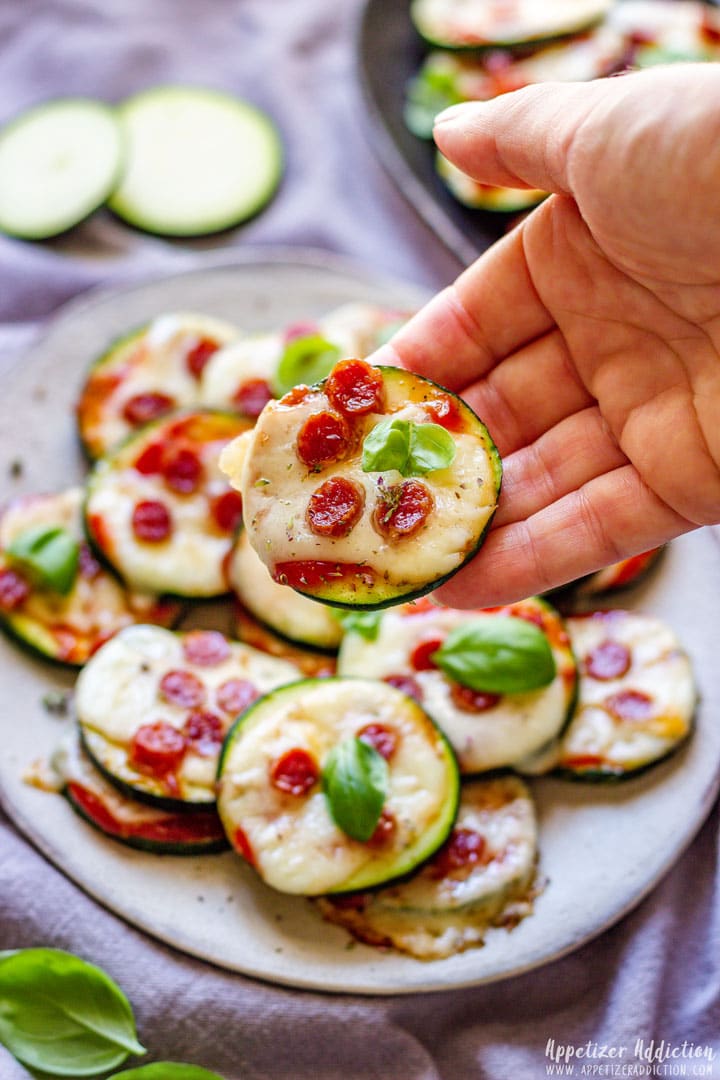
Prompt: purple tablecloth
<box><xmin>1</xmin><ymin>3</ymin><xmax>718</xmax><ymax>1078</ymax></box>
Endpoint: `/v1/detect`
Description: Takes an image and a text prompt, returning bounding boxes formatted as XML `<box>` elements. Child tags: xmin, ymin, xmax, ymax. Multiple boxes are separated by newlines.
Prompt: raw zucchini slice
<box><xmin>216</xmin><ymin>677</ymin><xmax>460</xmax><ymax>895</ymax></box>
<box><xmin>555</xmin><ymin>611</ymin><xmax>696</xmax><ymax>780</ymax></box>
<box><xmin>338</xmin><ymin>596</ymin><xmax>576</xmax><ymax>773</ymax></box>
<box><xmin>76</xmin><ymin>313</ymin><xmax>239</xmax><ymax>460</ymax></box>
<box><xmin>54</xmin><ymin>735</ymin><xmax>227</xmax><ymax>854</ymax></box>
<box><xmin>0</xmin><ymin>98</ymin><xmax>123</xmax><ymax>240</ymax></box>
<box><xmin>233</xmin><ymin>606</ymin><xmax>338</xmax><ymax>678</ymax></box>
<box><xmin>317</xmin><ymin>775</ymin><xmax>538</xmax><ymax>958</ymax></box>
<box><xmin>75</xmin><ymin>624</ymin><xmax>302</xmax><ymax>809</ymax></box>
<box><xmin>228</xmin><ymin>529</ymin><xmax>343</xmax><ymax>651</ymax></box>
<box><xmin>0</xmin><ymin>488</ymin><xmax>181</xmax><ymax>665</ymax></box>
<box><xmin>221</xmin><ymin>361</ymin><xmax>502</xmax><ymax>609</ymax></box>
<box><xmin>84</xmin><ymin>410</ymin><xmax>251</xmax><ymax>597</ymax></box>
<box><xmin>610</xmin><ymin>1</ymin><xmax>720</xmax><ymax>67</ymax></box>
<box><xmin>437</xmin><ymin>153</ymin><xmax>546</xmax><ymax>212</ymax></box>
<box><xmin>108</xmin><ymin>86</ymin><xmax>283</xmax><ymax>236</ymax></box>
<box><xmin>410</xmin><ymin>0</ymin><xmax>612</xmax><ymax>49</ymax></box>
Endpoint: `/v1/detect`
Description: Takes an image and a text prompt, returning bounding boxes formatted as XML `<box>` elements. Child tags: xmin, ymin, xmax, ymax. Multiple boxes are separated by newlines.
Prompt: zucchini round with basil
<box><xmin>85</xmin><ymin>410</ymin><xmax>252</xmax><ymax>597</ymax></box>
<box><xmin>609</xmin><ymin>1</ymin><xmax>720</xmax><ymax>68</ymax></box>
<box><xmin>75</xmin><ymin>624</ymin><xmax>302</xmax><ymax>809</ymax></box>
<box><xmin>0</xmin><ymin>488</ymin><xmax>181</xmax><ymax>665</ymax></box>
<box><xmin>317</xmin><ymin>775</ymin><xmax>538</xmax><ymax>959</ymax></box>
<box><xmin>555</xmin><ymin>611</ymin><xmax>696</xmax><ymax>781</ymax></box>
<box><xmin>338</xmin><ymin>596</ymin><xmax>576</xmax><ymax>774</ymax></box>
<box><xmin>221</xmin><ymin>360</ymin><xmax>501</xmax><ymax>609</ymax></box>
<box><xmin>410</xmin><ymin>0</ymin><xmax>613</xmax><ymax>49</ymax></box>
<box><xmin>436</xmin><ymin>153</ymin><xmax>546</xmax><ymax>213</ymax></box>
<box><xmin>216</xmin><ymin>677</ymin><xmax>460</xmax><ymax>895</ymax></box>
<box><xmin>233</xmin><ymin>605</ymin><xmax>338</xmax><ymax>678</ymax></box>
<box><xmin>76</xmin><ymin>313</ymin><xmax>239</xmax><ymax>460</ymax></box>
<box><xmin>54</xmin><ymin>735</ymin><xmax>227</xmax><ymax>854</ymax></box>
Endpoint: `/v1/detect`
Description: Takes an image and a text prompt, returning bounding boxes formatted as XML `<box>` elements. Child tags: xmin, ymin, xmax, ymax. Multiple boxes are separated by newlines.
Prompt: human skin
<box><xmin>372</xmin><ymin>65</ymin><xmax>720</xmax><ymax>608</ymax></box>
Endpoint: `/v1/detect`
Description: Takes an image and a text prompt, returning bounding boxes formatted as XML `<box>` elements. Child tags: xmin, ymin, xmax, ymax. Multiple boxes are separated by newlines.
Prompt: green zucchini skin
<box><xmin>76</xmin><ymin>326</ymin><xmax>148</xmax><ymax>461</ymax></box>
<box><xmin>79</xmin><ymin>727</ymin><xmax>200</xmax><ymax>813</ymax></box>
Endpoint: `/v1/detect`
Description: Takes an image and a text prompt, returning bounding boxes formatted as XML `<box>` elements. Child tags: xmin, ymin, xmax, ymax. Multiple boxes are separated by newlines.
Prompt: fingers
<box><xmin>434</xmin><ymin>464</ymin><xmax>693</xmax><ymax>609</ymax></box>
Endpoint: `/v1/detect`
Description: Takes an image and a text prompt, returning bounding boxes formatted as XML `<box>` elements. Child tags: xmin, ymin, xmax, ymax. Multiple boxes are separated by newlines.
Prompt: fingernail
<box><xmin>433</xmin><ymin>102</ymin><xmax>474</xmax><ymax>126</ymax></box>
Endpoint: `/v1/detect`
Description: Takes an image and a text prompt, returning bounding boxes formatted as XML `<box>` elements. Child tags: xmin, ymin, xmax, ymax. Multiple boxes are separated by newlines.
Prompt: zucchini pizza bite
<box><xmin>216</xmin><ymin>677</ymin><xmax>460</xmax><ymax>895</ymax></box>
<box><xmin>233</xmin><ymin>606</ymin><xmax>338</xmax><ymax>678</ymax></box>
<box><xmin>610</xmin><ymin>0</ymin><xmax>720</xmax><ymax>67</ymax></box>
<box><xmin>221</xmin><ymin>359</ymin><xmax>502</xmax><ymax>609</ymax></box>
<box><xmin>0</xmin><ymin>488</ymin><xmax>180</xmax><ymax>664</ymax></box>
<box><xmin>76</xmin><ymin>312</ymin><xmax>239</xmax><ymax>459</ymax></box>
<box><xmin>572</xmin><ymin>548</ymin><xmax>664</xmax><ymax>599</ymax></box>
<box><xmin>75</xmin><ymin>624</ymin><xmax>302</xmax><ymax>809</ymax></box>
<box><xmin>338</xmin><ymin>596</ymin><xmax>576</xmax><ymax>774</ymax></box>
<box><xmin>410</xmin><ymin>0</ymin><xmax>613</xmax><ymax>49</ymax></box>
<box><xmin>85</xmin><ymin>410</ymin><xmax>251</xmax><ymax>598</ymax></box>
<box><xmin>436</xmin><ymin>153</ymin><xmax>547</xmax><ymax>213</ymax></box>
<box><xmin>317</xmin><ymin>775</ymin><xmax>538</xmax><ymax>959</ymax></box>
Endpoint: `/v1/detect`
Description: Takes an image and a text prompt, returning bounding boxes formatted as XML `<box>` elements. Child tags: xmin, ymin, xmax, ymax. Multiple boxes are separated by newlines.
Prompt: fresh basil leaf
<box><xmin>0</xmin><ymin>948</ymin><xmax>146</xmax><ymax>1077</ymax></box>
<box><xmin>109</xmin><ymin>1066</ymin><xmax>224</xmax><ymax>1080</ymax></box>
<box><xmin>274</xmin><ymin>335</ymin><xmax>341</xmax><ymax>396</ymax></box>
<box><xmin>404</xmin><ymin>67</ymin><xmax>461</xmax><ymax>140</ymax></box>
<box><xmin>408</xmin><ymin>422</ymin><xmax>456</xmax><ymax>474</ymax></box>
<box><xmin>322</xmin><ymin>737</ymin><xmax>388</xmax><ymax>843</ymax></box>
<box><xmin>433</xmin><ymin>616</ymin><xmax>556</xmax><ymax>694</ymax></box>
<box><xmin>361</xmin><ymin>419</ymin><xmax>456</xmax><ymax>477</ymax></box>
<box><xmin>333</xmin><ymin>610</ymin><xmax>383</xmax><ymax>641</ymax></box>
<box><xmin>7</xmin><ymin>525</ymin><xmax>79</xmax><ymax>595</ymax></box>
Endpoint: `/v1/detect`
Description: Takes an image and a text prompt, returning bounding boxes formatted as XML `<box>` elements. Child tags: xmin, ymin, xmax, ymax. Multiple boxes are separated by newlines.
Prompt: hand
<box><xmin>373</xmin><ymin>64</ymin><xmax>720</xmax><ymax>608</ymax></box>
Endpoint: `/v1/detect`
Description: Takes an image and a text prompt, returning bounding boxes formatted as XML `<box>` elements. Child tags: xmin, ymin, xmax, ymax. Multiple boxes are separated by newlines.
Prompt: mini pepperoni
<box><xmin>450</xmin><ymin>683</ymin><xmax>502</xmax><ymax>713</ymax></box>
<box><xmin>357</xmin><ymin>723</ymin><xmax>397</xmax><ymax>761</ymax></box>
<box><xmin>159</xmin><ymin>669</ymin><xmax>207</xmax><ymax>709</ymax></box>
<box><xmin>122</xmin><ymin>392</ymin><xmax>175</xmax><ymax>427</ymax></box>
<box><xmin>373</xmin><ymin>479</ymin><xmax>434</xmax><ymax>540</ymax></box>
<box><xmin>186</xmin><ymin>337</ymin><xmax>219</xmax><ymax>379</ymax></box>
<box><xmin>133</xmin><ymin>442</ymin><xmax>165</xmax><ymax>475</ymax></box>
<box><xmin>78</xmin><ymin>543</ymin><xmax>101</xmax><ymax>581</ymax></box>
<box><xmin>296</xmin><ymin>410</ymin><xmax>351</xmax><ymax>470</ymax></box>
<box><xmin>273</xmin><ymin>560</ymin><xmax>375</xmax><ymax>590</ymax></box>
<box><xmin>280</xmin><ymin>385</ymin><xmax>313</xmax><ymax>407</ymax></box>
<box><xmin>233</xmin><ymin>826</ymin><xmax>256</xmax><ymax>866</ymax></box>
<box><xmin>585</xmin><ymin>639</ymin><xmax>631</xmax><ymax>680</ymax></box>
<box><xmin>163</xmin><ymin>448</ymin><xmax>204</xmax><ymax>495</ymax></box>
<box><xmin>307</xmin><ymin>476</ymin><xmax>365</xmax><ymax>538</ymax></box>
<box><xmin>233</xmin><ymin>378</ymin><xmax>274</xmax><ymax>418</ymax></box>
<box><xmin>425</xmin><ymin>393</ymin><xmax>463</xmax><ymax>432</ymax></box>
<box><xmin>211</xmin><ymin>490</ymin><xmax>244</xmax><ymax>533</ymax></box>
<box><xmin>411</xmin><ymin>638</ymin><xmax>443</xmax><ymax>671</ymax></box>
<box><xmin>270</xmin><ymin>748</ymin><xmax>319</xmax><ymax>796</ymax></box>
<box><xmin>366</xmin><ymin>808</ymin><xmax>396</xmax><ymax>847</ymax></box>
<box><xmin>563</xmin><ymin>754</ymin><xmax>606</xmax><ymax>770</ymax></box>
<box><xmin>383</xmin><ymin>674</ymin><xmax>423</xmax><ymax>702</ymax></box>
<box><xmin>605</xmin><ymin>689</ymin><xmax>655</xmax><ymax>722</ymax></box>
<box><xmin>183</xmin><ymin>710</ymin><xmax>225</xmax><ymax>755</ymax></box>
<box><xmin>610</xmin><ymin>550</ymin><xmax>658</xmax><ymax>588</ymax></box>
<box><xmin>324</xmin><ymin>358</ymin><xmax>384</xmax><ymax>416</ymax></box>
<box><xmin>130</xmin><ymin>721</ymin><xmax>187</xmax><ymax>775</ymax></box>
<box><xmin>432</xmin><ymin>828</ymin><xmax>486</xmax><ymax>878</ymax></box>
<box><xmin>183</xmin><ymin>630</ymin><xmax>231</xmax><ymax>667</ymax></box>
<box><xmin>0</xmin><ymin>568</ymin><xmax>30</xmax><ymax>611</ymax></box>
<box><xmin>132</xmin><ymin>500</ymin><xmax>172</xmax><ymax>543</ymax></box>
<box><xmin>216</xmin><ymin>678</ymin><xmax>259</xmax><ymax>715</ymax></box>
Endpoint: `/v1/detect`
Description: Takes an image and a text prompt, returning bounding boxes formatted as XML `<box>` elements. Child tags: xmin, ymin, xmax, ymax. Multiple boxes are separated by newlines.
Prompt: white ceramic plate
<box><xmin>1</xmin><ymin>251</ymin><xmax>719</xmax><ymax>995</ymax></box>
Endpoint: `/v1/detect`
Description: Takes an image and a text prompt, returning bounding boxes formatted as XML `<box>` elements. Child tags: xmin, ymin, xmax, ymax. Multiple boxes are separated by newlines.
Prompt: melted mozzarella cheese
<box><xmin>609</xmin><ymin>1</ymin><xmax>720</xmax><ymax>59</ymax></box>
<box><xmin>413</xmin><ymin>0</ymin><xmax>612</xmax><ymax>46</ymax></box>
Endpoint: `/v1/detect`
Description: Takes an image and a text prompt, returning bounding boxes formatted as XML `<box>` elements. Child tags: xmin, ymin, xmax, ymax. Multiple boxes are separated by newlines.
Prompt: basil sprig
<box><xmin>109</xmin><ymin>1066</ymin><xmax>225</xmax><ymax>1080</ymax></box>
<box><xmin>0</xmin><ymin>948</ymin><xmax>146</xmax><ymax>1076</ymax></box>
<box><xmin>322</xmin><ymin>737</ymin><xmax>388</xmax><ymax>842</ymax></box>
<box><xmin>433</xmin><ymin>616</ymin><xmax>557</xmax><ymax>694</ymax></box>
<box><xmin>333</xmin><ymin>610</ymin><xmax>383</xmax><ymax>641</ymax></box>
<box><xmin>274</xmin><ymin>334</ymin><xmax>341</xmax><ymax>396</ymax></box>
<box><xmin>361</xmin><ymin>419</ymin><xmax>456</xmax><ymax>477</ymax></box>
<box><xmin>7</xmin><ymin>524</ymin><xmax>79</xmax><ymax>595</ymax></box>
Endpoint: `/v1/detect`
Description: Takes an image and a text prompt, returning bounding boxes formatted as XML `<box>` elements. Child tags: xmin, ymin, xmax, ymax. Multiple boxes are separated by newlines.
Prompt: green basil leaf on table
<box><xmin>433</xmin><ymin>616</ymin><xmax>557</xmax><ymax>694</ymax></box>
<box><xmin>322</xmin><ymin>737</ymin><xmax>388</xmax><ymax>842</ymax></box>
<box><xmin>274</xmin><ymin>334</ymin><xmax>341</xmax><ymax>396</ymax></box>
<box><xmin>333</xmin><ymin>610</ymin><xmax>383</xmax><ymax>641</ymax></box>
<box><xmin>109</xmin><ymin>1065</ymin><xmax>225</xmax><ymax>1080</ymax></box>
<box><xmin>361</xmin><ymin>419</ymin><xmax>456</xmax><ymax>477</ymax></box>
<box><xmin>0</xmin><ymin>947</ymin><xmax>146</xmax><ymax>1076</ymax></box>
<box><xmin>6</xmin><ymin>525</ymin><xmax>79</xmax><ymax>595</ymax></box>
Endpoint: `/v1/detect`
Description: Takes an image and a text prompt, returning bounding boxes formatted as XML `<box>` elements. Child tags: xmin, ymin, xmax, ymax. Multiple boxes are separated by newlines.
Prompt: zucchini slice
<box><xmin>84</xmin><ymin>410</ymin><xmax>252</xmax><ymax>597</ymax></box>
<box><xmin>0</xmin><ymin>488</ymin><xmax>181</xmax><ymax>666</ymax></box>
<box><xmin>216</xmin><ymin>677</ymin><xmax>460</xmax><ymax>895</ymax></box>
<box><xmin>221</xmin><ymin>362</ymin><xmax>502</xmax><ymax>609</ymax></box>
<box><xmin>317</xmin><ymin>775</ymin><xmax>538</xmax><ymax>959</ymax></box>
<box><xmin>233</xmin><ymin>606</ymin><xmax>338</xmax><ymax>678</ymax></box>
<box><xmin>338</xmin><ymin>596</ymin><xmax>576</xmax><ymax>773</ymax></box>
<box><xmin>107</xmin><ymin>86</ymin><xmax>283</xmax><ymax>236</ymax></box>
<box><xmin>555</xmin><ymin>611</ymin><xmax>696</xmax><ymax>781</ymax></box>
<box><xmin>54</xmin><ymin>735</ymin><xmax>227</xmax><ymax>854</ymax></box>
<box><xmin>76</xmin><ymin>313</ymin><xmax>239</xmax><ymax>460</ymax></box>
<box><xmin>228</xmin><ymin>529</ymin><xmax>343</xmax><ymax>651</ymax></box>
<box><xmin>436</xmin><ymin>153</ymin><xmax>546</xmax><ymax>213</ymax></box>
<box><xmin>610</xmin><ymin>1</ymin><xmax>720</xmax><ymax>67</ymax></box>
<box><xmin>75</xmin><ymin>624</ymin><xmax>302</xmax><ymax>809</ymax></box>
<box><xmin>0</xmin><ymin>98</ymin><xmax>123</xmax><ymax>240</ymax></box>
<box><xmin>410</xmin><ymin>0</ymin><xmax>613</xmax><ymax>49</ymax></box>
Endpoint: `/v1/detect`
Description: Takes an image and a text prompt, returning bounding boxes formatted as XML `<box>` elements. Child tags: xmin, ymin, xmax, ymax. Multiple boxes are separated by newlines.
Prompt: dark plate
<box><xmin>357</xmin><ymin>0</ymin><xmax>507</xmax><ymax>264</ymax></box>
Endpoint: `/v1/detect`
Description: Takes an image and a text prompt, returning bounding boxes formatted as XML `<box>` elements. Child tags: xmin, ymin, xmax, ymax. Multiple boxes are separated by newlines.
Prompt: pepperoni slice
<box><xmin>324</xmin><ymin>358</ymin><xmax>384</xmax><ymax>416</ymax></box>
<box><xmin>186</xmin><ymin>337</ymin><xmax>219</xmax><ymax>379</ymax></box>
<box><xmin>130</xmin><ymin>721</ymin><xmax>187</xmax><ymax>775</ymax></box>
<box><xmin>431</xmin><ymin>828</ymin><xmax>486</xmax><ymax>878</ymax></box>
<box><xmin>132</xmin><ymin>500</ymin><xmax>172</xmax><ymax>543</ymax></box>
<box><xmin>183</xmin><ymin>630</ymin><xmax>231</xmax><ymax>667</ymax></box>
<box><xmin>270</xmin><ymin>748</ymin><xmax>319</xmax><ymax>796</ymax></box>
<box><xmin>563</xmin><ymin>754</ymin><xmax>606</xmax><ymax>770</ymax></box>
<box><xmin>183</xmin><ymin>710</ymin><xmax>225</xmax><ymax>755</ymax></box>
<box><xmin>273</xmin><ymin>560</ymin><xmax>375</xmax><ymax>590</ymax></box>
<box><xmin>383</xmin><ymin>674</ymin><xmax>423</xmax><ymax>702</ymax></box>
<box><xmin>211</xmin><ymin>490</ymin><xmax>243</xmax><ymax>533</ymax></box>
<box><xmin>233</xmin><ymin>826</ymin><xmax>256</xmax><ymax>865</ymax></box>
<box><xmin>133</xmin><ymin>441</ymin><xmax>165</xmax><ymax>475</ymax></box>
<box><xmin>366</xmin><ymin>808</ymin><xmax>396</xmax><ymax>847</ymax></box>
<box><xmin>296</xmin><ymin>411</ymin><xmax>350</xmax><ymax>469</ymax></box>
<box><xmin>450</xmin><ymin>683</ymin><xmax>502</xmax><ymax>712</ymax></box>
<box><xmin>609</xmin><ymin>550</ymin><xmax>658</xmax><ymax>588</ymax></box>
<box><xmin>280</xmin><ymin>385</ymin><xmax>313</xmax><ymax>407</ymax></box>
<box><xmin>163</xmin><ymin>448</ymin><xmax>204</xmax><ymax>495</ymax></box>
<box><xmin>0</xmin><ymin>568</ymin><xmax>30</xmax><ymax>611</ymax></box>
<box><xmin>357</xmin><ymin>723</ymin><xmax>397</xmax><ymax>761</ymax></box>
<box><xmin>605</xmin><ymin>689</ymin><xmax>655</xmax><ymax>722</ymax></box>
<box><xmin>425</xmin><ymin>392</ymin><xmax>463</xmax><ymax>432</ymax></box>
<box><xmin>122</xmin><ymin>392</ymin><xmax>175</xmax><ymax>426</ymax></box>
<box><xmin>78</xmin><ymin>543</ymin><xmax>101</xmax><ymax>581</ymax></box>
<box><xmin>411</xmin><ymin>638</ymin><xmax>443</xmax><ymax>671</ymax></box>
<box><xmin>216</xmin><ymin>678</ymin><xmax>259</xmax><ymax>715</ymax></box>
<box><xmin>233</xmin><ymin>378</ymin><xmax>274</xmax><ymax>418</ymax></box>
<box><xmin>373</xmin><ymin>479</ymin><xmax>434</xmax><ymax>540</ymax></box>
<box><xmin>159</xmin><ymin>670</ymin><xmax>207</xmax><ymax>709</ymax></box>
<box><xmin>307</xmin><ymin>476</ymin><xmax>365</xmax><ymax>538</ymax></box>
<box><xmin>585</xmin><ymin>640</ymin><xmax>631</xmax><ymax>680</ymax></box>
